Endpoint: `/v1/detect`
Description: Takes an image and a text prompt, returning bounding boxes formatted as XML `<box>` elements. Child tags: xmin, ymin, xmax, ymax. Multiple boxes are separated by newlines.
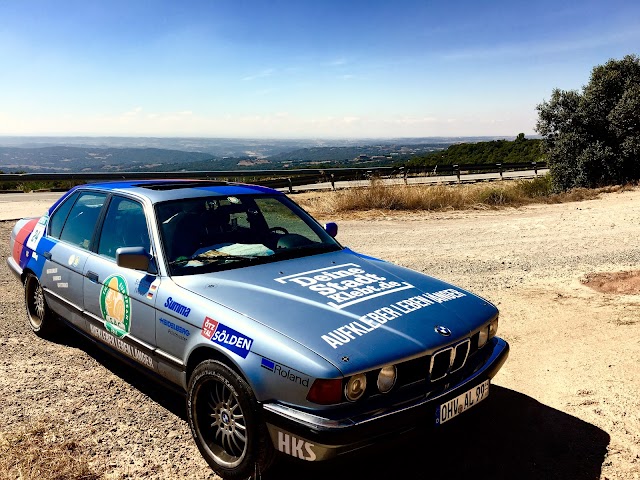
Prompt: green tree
<box><xmin>536</xmin><ymin>54</ymin><xmax>640</xmax><ymax>191</ymax></box>
<box><xmin>405</xmin><ymin>135</ymin><xmax>542</xmax><ymax>168</ymax></box>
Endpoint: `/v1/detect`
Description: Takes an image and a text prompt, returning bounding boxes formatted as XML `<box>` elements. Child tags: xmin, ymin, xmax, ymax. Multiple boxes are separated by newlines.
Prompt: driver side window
<box><xmin>255</xmin><ymin>197</ymin><xmax>319</xmax><ymax>240</ymax></box>
<box><xmin>97</xmin><ymin>197</ymin><xmax>150</xmax><ymax>260</ymax></box>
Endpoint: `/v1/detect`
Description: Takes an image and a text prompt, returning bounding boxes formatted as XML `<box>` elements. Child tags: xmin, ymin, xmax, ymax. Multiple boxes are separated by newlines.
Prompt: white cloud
<box><xmin>123</xmin><ymin>107</ymin><xmax>143</xmax><ymax>117</ymax></box>
<box><xmin>341</xmin><ymin>116</ymin><xmax>361</xmax><ymax>124</ymax></box>
<box><xmin>241</xmin><ymin>68</ymin><xmax>276</xmax><ymax>81</ymax></box>
<box><xmin>327</xmin><ymin>58</ymin><xmax>348</xmax><ymax>66</ymax></box>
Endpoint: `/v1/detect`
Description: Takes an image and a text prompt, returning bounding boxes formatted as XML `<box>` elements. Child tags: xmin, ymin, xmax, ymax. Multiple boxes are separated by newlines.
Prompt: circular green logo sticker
<box><xmin>99</xmin><ymin>274</ymin><xmax>131</xmax><ymax>338</ymax></box>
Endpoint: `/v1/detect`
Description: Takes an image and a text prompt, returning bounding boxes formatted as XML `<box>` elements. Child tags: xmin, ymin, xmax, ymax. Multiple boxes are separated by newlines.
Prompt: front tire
<box><xmin>24</xmin><ymin>272</ymin><xmax>58</xmax><ymax>337</ymax></box>
<box><xmin>187</xmin><ymin>360</ymin><xmax>275</xmax><ymax>480</ymax></box>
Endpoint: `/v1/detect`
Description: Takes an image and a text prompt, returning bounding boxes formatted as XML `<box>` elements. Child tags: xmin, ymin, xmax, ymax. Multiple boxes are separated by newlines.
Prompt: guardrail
<box><xmin>0</xmin><ymin>161</ymin><xmax>547</xmax><ymax>192</ymax></box>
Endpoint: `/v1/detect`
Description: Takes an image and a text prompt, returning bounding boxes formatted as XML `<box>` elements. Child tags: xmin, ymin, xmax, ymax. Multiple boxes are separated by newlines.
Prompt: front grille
<box><xmin>429</xmin><ymin>338</ymin><xmax>471</xmax><ymax>382</ymax></box>
<box><xmin>451</xmin><ymin>340</ymin><xmax>470</xmax><ymax>372</ymax></box>
<box><xmin>430</xmin><ymin>347</ymin><xmax>452</xmax><ymax>381</ymax></box>
<box><xmin>355</xmin><ymin>337</ymin><xmax>479</xmax><ymax>406</ymax></box>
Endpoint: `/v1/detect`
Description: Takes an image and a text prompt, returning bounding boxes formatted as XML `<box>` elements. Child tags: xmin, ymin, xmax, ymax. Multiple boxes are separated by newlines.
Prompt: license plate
<box><xmin>436</xmin><ymin>380</ymin><xmax>489</xmax><ymax>425</ymax></box>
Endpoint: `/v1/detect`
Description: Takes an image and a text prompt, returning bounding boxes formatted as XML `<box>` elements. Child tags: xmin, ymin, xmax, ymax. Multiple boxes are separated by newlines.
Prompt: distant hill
<box><xmin>0</xmin><ymin>146</ymin><xmax>214</xmax><ymax>172</ymax></box>
<box><xmin>0</xmin><ymin>143</ymin><xmax>454</xmax><ymax>173</ymax></box>
<box><xmin>266</xmin><ymin>144</ymin><xmax>448</xmax><ymax>163</ymax></box>
<box><xmin>0</xmin><ymin>136</ymin><xmax>537</xmax><ymax>173</ymax></box>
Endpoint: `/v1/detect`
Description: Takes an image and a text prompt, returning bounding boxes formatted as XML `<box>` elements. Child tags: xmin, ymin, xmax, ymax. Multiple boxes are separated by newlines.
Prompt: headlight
<box><xmin>344</xmin><ymin>373</ymin><xmax>367</xmax><ymax>402</ymax></box>
<box><xmin>489</xmin><ymin>317</ymin><xmax>499</xmax><ymax>338</ymax></box>
<box><xmin>377</xmin><ymin>365</ymin><xmax>397</xmax><ymax>393</ymax></box>
<box><xmin>478</xmin><ymin>317</ymin><xmax>499</xmax><ymax>349</ymax></box>
<box><xmin>478</xmin><ymin>327</ymin><xmax>489</xmax><ymax>348</ymax></box>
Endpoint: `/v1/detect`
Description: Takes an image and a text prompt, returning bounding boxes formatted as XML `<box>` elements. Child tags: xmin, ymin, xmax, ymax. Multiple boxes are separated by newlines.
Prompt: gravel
<box><xmin>1</xmin><ymin>186</ymin><xmax>639</xmax><ymax>479</ymax></box>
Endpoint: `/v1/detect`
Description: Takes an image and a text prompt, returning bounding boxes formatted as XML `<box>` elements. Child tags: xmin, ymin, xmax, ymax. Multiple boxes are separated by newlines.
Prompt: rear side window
<box><xmin>59</xmin><ymin>192</ymin><xmax>107</xmax><ymax>249</ymax></box>
<box><xmin>49</xmin><ymin>191</ymin><xmax>79</xmax><ymax>239</ymax></box>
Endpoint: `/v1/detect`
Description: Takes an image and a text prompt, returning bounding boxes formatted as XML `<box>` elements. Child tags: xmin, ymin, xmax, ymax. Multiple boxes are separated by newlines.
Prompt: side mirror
<box><xmin>324</xmin><ymin>222</ymin><xmax>338</xmax><ymax>238</ymax></box>
<box><xmin>116</xmin><ymin>246</ymin><xmax>153</xmax><ymax>272</ymax></box>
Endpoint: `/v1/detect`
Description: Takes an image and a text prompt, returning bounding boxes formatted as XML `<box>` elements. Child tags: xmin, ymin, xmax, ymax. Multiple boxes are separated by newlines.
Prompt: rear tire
<box><xmin>24</xmin><ymin>272</ymin><xmax>58</xmax><ymax>337</ymax></box>
<box><xmin>187</xmin><ymin>360</ymin><xmax>276</xmax><ymax>480</ymax></box>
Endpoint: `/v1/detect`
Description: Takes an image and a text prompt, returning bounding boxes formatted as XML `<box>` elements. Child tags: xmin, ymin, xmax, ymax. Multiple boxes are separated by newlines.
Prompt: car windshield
<box><xmin>156</xmin><ymin>194</ymin><xmax>341</xmax><ymax>275</ymax></box>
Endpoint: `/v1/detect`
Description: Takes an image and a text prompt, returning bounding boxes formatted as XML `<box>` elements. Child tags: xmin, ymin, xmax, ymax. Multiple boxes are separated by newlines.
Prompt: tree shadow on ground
<box><xmin>59</xmin><ymin>330</ymin><xmax>609</xmax><ymax>480</ymax></box>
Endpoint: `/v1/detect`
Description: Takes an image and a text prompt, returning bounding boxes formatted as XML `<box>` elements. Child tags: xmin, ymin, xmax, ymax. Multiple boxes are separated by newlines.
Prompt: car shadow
<box><xmin>55</xmin><ymin>330</ymin><xmax>609</xmax><ymax>480</ymax></box>
<box><xmin>268</xmin><ymin>385</ymin><xmax>609</xmax><ymax>480</ymax></box>
<box><xmin>49</xmin><ymin>326</ymin><xmax>188</xmax><ymax>419</ymax></box>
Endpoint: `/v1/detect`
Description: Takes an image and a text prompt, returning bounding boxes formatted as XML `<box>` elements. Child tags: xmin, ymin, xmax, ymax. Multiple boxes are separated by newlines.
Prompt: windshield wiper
<box><xmin>273</xmin><ymin>244</ymin><xmax>340</xmax><ymax>257</ymax></box>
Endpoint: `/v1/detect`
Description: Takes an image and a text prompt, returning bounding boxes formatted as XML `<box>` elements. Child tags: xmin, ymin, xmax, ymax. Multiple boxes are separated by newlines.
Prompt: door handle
<box><xmin>87</xmin><ymin>271</ymin><xmax>99</xmax><ymax>283</ymax></box>
<box><xmin>43</xmin><ymin>251</ymin><xmax>52</xmax><ymax>260</ymax></box>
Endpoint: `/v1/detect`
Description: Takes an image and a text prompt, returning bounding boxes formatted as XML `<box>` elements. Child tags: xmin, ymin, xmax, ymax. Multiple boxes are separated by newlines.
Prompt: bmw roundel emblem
<box><xmin>435</xmin><ymin>325</ymin><xmax>452</xmax><ymax>336</ymax></box>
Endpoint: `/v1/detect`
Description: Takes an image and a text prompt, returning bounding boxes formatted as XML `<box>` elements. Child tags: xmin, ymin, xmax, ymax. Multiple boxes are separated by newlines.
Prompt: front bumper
<box><xmin>262</xmin><ymin>337</ymin><xmax>509</xmax><ymax>462</ymax></box>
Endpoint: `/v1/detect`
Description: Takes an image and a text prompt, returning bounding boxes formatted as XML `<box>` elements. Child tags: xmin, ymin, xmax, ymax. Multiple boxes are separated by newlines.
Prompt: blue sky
<box><xmin>1</xmin><ymin>0</ymin><xmax>638</xmax><ymax>139</ymax></box>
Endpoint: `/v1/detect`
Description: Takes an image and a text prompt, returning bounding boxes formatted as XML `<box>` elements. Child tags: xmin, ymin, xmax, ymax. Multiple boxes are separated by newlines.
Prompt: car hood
<box><xmin>173</xmin><ymin>249</ymin><xmax>498</xmax><ymax>373</ymax></box>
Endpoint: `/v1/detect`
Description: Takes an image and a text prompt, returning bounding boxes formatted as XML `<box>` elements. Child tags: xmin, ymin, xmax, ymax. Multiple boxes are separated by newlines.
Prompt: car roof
<box><xmin>76</xmin><ymin>179</ymin><xmax>283</xmax><ymax>203</ymax></box>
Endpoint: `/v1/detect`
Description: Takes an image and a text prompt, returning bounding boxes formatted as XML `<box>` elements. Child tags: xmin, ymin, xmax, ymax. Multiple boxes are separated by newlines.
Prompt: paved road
<box><xmin>293</xmin><ymin>168</ymin><xmax>548</xmax><ymax>192</ymax></box>
<box><xmin>0</xmin><ymin>191</ymin><xmax>66</xmax><ymax>221</ymax></box>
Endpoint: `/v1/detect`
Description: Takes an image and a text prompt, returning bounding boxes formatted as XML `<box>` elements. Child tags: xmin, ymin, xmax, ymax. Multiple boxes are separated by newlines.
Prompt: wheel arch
<box><xmin>22</xmin><ymin>268</ymin><xmax>46</xmax><ymax>296</ymax></box>
<box><xmin>21</xmin><ymin>266</ymin><xmax>35</xmax><ymax>283</ymax></box>
<box><xmin>22</xmin><ymin>268</ymin><xmax>42</xmax><ymax>293</ymax></box>
<box><xmin>185</xmin><ymin>345</ymin><xmax>250</xmax><ymax>387</ymax></box>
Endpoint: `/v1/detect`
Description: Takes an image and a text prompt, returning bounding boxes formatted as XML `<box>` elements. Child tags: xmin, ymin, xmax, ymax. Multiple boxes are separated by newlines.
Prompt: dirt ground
<box><xmin>1</xmin><ymin>186</ymin><xmax>639</xmax><ymax>480</ymax></box>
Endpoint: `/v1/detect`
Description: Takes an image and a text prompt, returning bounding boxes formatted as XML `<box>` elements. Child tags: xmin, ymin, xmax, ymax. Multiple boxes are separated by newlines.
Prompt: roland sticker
<box><xmin>261</xmin><ymin>358</ymin><xmax>309</xmax><ymax>387</ymax></box>
<box><xmin>99</xmin><ymin>274</ymin><xmax>132</xmax><ymax>338</ymax></box>
<box><xmin>25</xmin><ymin>215</ymin><xmax>48</xmax><ymax>250</ymax></box>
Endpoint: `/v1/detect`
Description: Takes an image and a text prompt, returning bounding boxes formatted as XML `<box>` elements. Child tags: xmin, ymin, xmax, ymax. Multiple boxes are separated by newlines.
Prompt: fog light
<box><xmin>377</xmin><ymin>365</ymin><xmax>397</xmax><ymax>393</ymax></box>
<box><xmin>344</xmin><ymin>374</ymin><xmax>367</xmax><ymax>402</ymax></box>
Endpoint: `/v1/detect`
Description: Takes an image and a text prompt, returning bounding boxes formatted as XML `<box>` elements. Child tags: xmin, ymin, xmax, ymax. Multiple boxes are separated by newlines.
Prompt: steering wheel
<box><xmin>269</xmin><ymin>226</ymin><xmax>289</xmax><ymax>235</ymax></box>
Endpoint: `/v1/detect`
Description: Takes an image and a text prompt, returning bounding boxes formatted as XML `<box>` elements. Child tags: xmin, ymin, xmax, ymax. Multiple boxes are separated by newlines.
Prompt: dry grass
<box><xmin>0</xmin><ymin>419</ymin><xmax>102</xmax><ymax>480</ymax></box>
<box><xmin>295</xmin><ymin>175</ymin><xmax>632</xmax><ymax>218</ymax></box>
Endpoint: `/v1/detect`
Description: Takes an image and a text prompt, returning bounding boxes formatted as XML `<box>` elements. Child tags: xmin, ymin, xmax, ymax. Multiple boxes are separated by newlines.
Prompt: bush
<box><xmin>513</xmin><ymin>174</ymin><xmax>552</xmax><ymax>198</ymax></box>
<box><xmin>536</xmin><ymin>54</ymin><xmax>640</xmax><ymax>191</ymax></box>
